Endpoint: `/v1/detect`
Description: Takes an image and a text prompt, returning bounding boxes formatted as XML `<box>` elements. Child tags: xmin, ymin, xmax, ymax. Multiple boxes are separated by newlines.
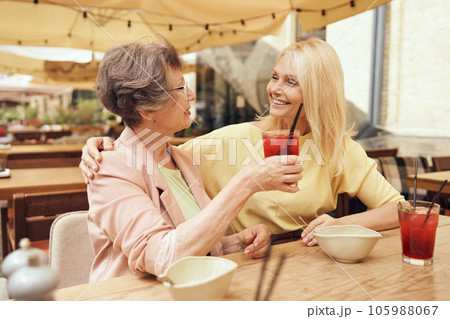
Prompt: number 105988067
<box><xmin>368</xmin><ymin>305</ymin><xmax>438</xmax><ymax>316</ymax></box>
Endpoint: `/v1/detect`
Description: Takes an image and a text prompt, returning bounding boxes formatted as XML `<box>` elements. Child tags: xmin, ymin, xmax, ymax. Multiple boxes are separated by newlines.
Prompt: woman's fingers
<box><xmin>282</xmin><ymin>173</ymin><xmax>303</xmax><ymax>184</ymax></box>
<box><xmin>79</xmin><ymin>161</ymin><xmax>93</xmax><ymax>184</ymax></box>
<box><xmin>101</xmin><ymin>137</ymin><xmax>115</xmax><ymax>150</ymax></box>
<box><xmin>80</xmin><ymin>137</ymin><xmax>116</xmax><ymax>181</ymax></box>
<box><xmin>244</xmin><ymin>225</ymin><xmax>270</xmax><ymax>258</ymax></box>
<box><xmin>301</xmin><ymin>215</ymin><xmax>336</xmax><ymax>246</ymax></box>
<box><xmin>81</xmin><ymin>146</ymin><xmax>99</xmax><ymax>172</ymax></box>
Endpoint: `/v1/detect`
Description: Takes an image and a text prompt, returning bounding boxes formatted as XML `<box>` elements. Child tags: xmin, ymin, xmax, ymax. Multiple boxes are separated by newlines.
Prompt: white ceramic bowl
<box><xmin>314</xmin><ymin>225</ymin><xmax>382</xmax><ymax>263</ymax></box>
<box><xmin>161</xmin><ymin>256</ymin><xmax>237</xmax><ymax>301</ymax></box>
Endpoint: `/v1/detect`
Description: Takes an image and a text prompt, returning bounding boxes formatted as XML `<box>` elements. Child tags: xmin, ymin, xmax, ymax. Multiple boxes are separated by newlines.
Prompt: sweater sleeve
<box><xmin>334</xmin><ymin>140</ymin><xmax>404</xmax><ymax>209</ymax></box>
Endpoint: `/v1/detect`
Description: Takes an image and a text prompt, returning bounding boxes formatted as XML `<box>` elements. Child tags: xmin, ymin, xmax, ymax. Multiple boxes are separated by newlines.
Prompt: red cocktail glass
<box><xmin>262</xmin><ymin>130</ymin><xmax>300</xmax><ymax>158</ymax></box>
<box><xmin>397</xmin><ymin>200</ymin><xmax>440</xmax><ymax>266</ymax></box>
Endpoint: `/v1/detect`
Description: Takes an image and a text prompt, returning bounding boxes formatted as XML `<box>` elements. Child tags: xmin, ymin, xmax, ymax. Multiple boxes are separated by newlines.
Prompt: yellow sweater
<box><xmin>179</xmin><ymin>122</ymin><xmax>403</xmax><ymax>234</ymax></box>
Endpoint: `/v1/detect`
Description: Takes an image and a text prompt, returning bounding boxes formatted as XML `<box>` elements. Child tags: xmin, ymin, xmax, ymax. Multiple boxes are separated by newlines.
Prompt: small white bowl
<box><xmin>314</xmin><ymin>225</ymin><xmax>382</xmax><ymax>263</ymax></box>
<box><xmin>161</xmin><ymin>256</ymin><xmax>237</xmax><ymax>301</ymax></box>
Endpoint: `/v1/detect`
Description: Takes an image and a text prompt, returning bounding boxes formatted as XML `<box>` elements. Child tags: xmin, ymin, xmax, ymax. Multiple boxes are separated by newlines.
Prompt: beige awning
<box><xmin>1</xmin><ymin>0</ymin><xmax>391</xmax><ymax>87</ymax></box>
<box><xmin>2</xmin><ymin>0</ymin><xmax>391</xmax><ymax>53</ymax></box>
<box><xmin>0</xmin><ymin>52</ymin><xmax>97</xmax><ymax>90</ymax></box>
<box><xmin>0</xmin><ymin>82</ymin><xmax>73</xmax><ymax>103</ymax></box>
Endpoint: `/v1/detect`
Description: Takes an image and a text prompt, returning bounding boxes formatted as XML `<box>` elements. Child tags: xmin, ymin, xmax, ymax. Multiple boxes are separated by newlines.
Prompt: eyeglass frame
<box><xmin>168</xmin><ymin>80</ymin><xmax>189</xmax><ymax>98</ymax></box>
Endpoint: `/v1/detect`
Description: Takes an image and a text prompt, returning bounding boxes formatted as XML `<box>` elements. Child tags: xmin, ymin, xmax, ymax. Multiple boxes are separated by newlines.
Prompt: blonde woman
<box><xmin>81</xmin><ymin>38</ymin><xmax>403</xmax><ymax>248</ymax></box>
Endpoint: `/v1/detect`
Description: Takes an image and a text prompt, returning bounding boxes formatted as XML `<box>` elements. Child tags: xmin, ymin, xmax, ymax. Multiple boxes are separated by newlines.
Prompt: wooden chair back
<box><xmin>430</xmin><ymin>156</ymin><xmax>450</xmax><ymax>212</ymax></box>
<box><xmin>432</xmin><ymin>156</ymin><xmax>450</xmax><ymax>172</ymax></box>
<box><xmin>13</xmin><ymin>132</ymin><xmax>42</xmax><ymax>143</ymax></box>
<box><xmin>45</xmin><ymin>130</ymin><xmax>72</xmax><ymax>140</ymax></box>
<box><xmin>365</xmin><ymin>147</ymin><xmax>398</xmax><ymax>158</ymax></box>
<box><xmin>335</xmin><ymin>155</ymin><xmax>428</xmax><ymax>218</ymax></box>
<box><xmin>9</xmin><ymin>190</ymin><xmax>89</xmax><ymax>251</ymax></box>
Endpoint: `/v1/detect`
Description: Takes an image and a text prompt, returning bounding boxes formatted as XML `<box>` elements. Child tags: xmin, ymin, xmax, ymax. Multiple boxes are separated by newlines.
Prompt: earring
<box><xmin>152</xmin><ymin>116</ymin><xmax>157</xmax><ymax>123</ymax></box>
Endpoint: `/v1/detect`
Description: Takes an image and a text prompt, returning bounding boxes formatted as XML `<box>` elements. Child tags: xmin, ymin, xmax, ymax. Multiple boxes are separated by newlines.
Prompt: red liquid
<box><xmin>262</xmin><ymin>133</ymin><xmax>299</xmax><ymax>158</ymax></box>
<box><xmin>398</xmin><ymin>208</ymin><xmax>439</xmax><ymax>260</ymax></box>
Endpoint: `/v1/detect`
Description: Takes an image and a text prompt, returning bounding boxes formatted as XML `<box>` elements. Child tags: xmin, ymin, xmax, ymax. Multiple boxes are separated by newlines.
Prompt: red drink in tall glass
<box><xmin>397</xmin><ymin>200</ymin><xmax>440</xmax><ymax>266</ymax></box>
<box><xmin>262</xmin><ymin>130</ymin><xmax>300</xmax><ymax>158</ymax></box>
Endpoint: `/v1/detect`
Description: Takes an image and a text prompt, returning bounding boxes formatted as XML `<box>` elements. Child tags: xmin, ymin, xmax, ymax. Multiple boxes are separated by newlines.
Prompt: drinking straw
<box><xmin>422</xmin><ymin>179</ymin><xmax>448</xmax><ymax>226</ymax></box>
<box><xmin>263</xmin><ymin>254</ymin><xmax>286</xmax><ymax>301</ymax></box>
<box><xmin>413</xmin><ymin>161</ymin><xmax>418</xmax><ymax>209</ymax></box>
<box><xmin>289</xmin><ymin>103</ymin><xmax>304</xmax><ymax>137</ymax></box>
<box><xmin>254</xmin><ymin>240</ymin><xmax>272</xmax><ymax>301</ymax></box>
<box><xmin>274</xmin><ymin>103</ymin><xmax>304</xmax><ymax>156</ymax></box>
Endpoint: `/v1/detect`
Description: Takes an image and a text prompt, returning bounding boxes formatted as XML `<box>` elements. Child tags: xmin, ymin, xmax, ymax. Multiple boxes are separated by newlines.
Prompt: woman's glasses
<box><xmin>169</xmin><ymin>80</ymin><xmax>189</xmax><ymax>98</ymax></box>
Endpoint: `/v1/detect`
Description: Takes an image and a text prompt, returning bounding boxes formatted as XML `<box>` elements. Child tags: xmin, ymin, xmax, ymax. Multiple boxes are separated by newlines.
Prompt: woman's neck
<box><xmin>130</xmin><ymin>125</ymin><xmax>173</xmax><ymax>167</ymax></box>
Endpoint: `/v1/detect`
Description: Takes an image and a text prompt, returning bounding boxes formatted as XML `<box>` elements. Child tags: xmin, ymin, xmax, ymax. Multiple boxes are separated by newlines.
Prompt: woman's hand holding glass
<box><xmin>242</xmin><ymin>155</ymin><xmax>303</xmax><ymax>195</ymax></box>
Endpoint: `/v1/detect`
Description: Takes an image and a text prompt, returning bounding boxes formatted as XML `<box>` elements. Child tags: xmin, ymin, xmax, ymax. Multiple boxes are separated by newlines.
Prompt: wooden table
<box><xmin>0</xmin><ymin>144</ymin><xmax>83</xmax><ymax>156</ymax></box>
<box><xmin>0</xmin><ymin>144</ymin><xmax>83</xmax><ymax>169</ymax></box>
<box><xmin>54</xmin><ymin>216</ymin><xmax>450</xmax><ymax>301</ymax></box>
<box><xmin>407</xmin><ymin>171</ymin><xmax>450</xmax><ymax>194</ymax></box>
<box><xmin>0</xmin><ymin>167</ymin><xmax>86</xmax><ymax>200</ymax></box>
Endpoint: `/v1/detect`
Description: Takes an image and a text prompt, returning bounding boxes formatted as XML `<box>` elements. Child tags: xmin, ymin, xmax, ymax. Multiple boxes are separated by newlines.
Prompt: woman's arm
<box><xmin>91</xmin><ymin>151</ymin><xmax>302</xmax><ymax>275</ymax></box>
<box><xmin>173</xmin><ymin>155</ymin><xmax>302</xmax><ymax>259</ymax></box>
<box><xmin>301</xmin><ymin>201</ymin><xmax>398</xmax><ymax>246</ymax></box>
<box><xmin>301</xmin><ymin>141</ymin><xmax>403</xmax><ymax>246</ymax></box>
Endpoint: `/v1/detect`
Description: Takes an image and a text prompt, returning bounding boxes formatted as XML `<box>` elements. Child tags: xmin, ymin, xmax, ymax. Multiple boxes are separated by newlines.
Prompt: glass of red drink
<box><xmin>397</xmin><ymin>200</ymin><xmax>440</xmax><ymax>266</ymax></box>
<box><xmin>262</xmin><ymin>130</ymin><xmax>300</xmax><ymax>158</ymax></box>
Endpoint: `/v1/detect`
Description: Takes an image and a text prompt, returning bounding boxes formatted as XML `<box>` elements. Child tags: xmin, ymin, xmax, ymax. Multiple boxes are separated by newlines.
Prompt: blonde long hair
<box><xmin>265</xmin><ymin>38</ymin><xmax>354</xmax><ymax>176</ymax></box>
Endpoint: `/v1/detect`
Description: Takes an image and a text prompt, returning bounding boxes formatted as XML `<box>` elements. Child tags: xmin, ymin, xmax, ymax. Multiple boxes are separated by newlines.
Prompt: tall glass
<box><xmin>397</xmin><ymin>200</ymin><xmax>440</xmax><ymax>266</ymax></box>
<box><xmin>262</xmin><ymin>130</ymin><xmax>300</xmax><ymax>158</ymax></box>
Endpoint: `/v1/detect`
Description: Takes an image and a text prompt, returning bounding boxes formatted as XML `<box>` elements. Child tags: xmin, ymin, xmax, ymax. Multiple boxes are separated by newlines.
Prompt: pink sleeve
<box><xmin>154</xmin><ymin>230</ymin><xmax>176</xmax><ymax>275</ymax></box>
<box><xmin>88</xmin><ymin>152</ymin><xmax>175</xmax><ymax>276</ymax></box>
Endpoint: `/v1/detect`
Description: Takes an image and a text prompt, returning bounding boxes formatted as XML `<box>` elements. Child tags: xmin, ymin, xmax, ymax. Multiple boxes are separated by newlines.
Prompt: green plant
<box><xmin>73</xmin><ymin>99</ymin><xmax>103</xmax><ymax>125</ymax></box>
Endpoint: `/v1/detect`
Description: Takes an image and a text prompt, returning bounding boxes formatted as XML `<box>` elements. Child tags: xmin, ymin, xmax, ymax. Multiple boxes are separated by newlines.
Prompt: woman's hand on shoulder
<box><xmin>301</xmin><ymin>214</ymin><xmax>340</xmax><ymax>246</ymax></box>
<box><xmin>244</xmin><ymin>155</ymin><xmax>303</xmax><ymax>194</ymax></box>
<box><xmin>80</xmin><ymin>136</ymin><xmax>115</xmax><ymax>184</ymax></box>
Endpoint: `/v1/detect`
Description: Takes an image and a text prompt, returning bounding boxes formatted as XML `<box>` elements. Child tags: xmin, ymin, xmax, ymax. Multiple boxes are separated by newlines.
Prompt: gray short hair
<box><xmin>95</xmin><ymin>36</ymin><xmax>183</xmax><ymax>127</ymax></box>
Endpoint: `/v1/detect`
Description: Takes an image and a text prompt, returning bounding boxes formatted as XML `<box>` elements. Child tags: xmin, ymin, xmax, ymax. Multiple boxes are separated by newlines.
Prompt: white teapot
<box><xmin>1</xmin><ymin>238</ymin><xmax>58</xmax><ymax>300</ymax></box>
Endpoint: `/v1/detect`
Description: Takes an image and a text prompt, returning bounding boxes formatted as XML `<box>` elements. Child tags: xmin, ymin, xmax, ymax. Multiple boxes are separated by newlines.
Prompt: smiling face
<box><xmin>266</xmin><ymin>54</ymin><xmax>309</xmax><ymax>133</ymax></box>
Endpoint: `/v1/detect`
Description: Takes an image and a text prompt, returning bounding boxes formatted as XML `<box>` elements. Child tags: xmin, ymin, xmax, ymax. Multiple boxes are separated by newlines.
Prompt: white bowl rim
<box><xmin>313</xmin><ymin>225</ymin><xmax>382</xmax><ymax>238</ymax></box>
<box><xmin>162</xmin><ymin>256</ymin><xmax>238</xmax><ymax>288</ymax></box>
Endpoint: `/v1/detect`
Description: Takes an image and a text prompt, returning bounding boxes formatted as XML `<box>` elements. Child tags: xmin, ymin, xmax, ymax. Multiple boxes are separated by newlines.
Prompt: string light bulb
<box><xmin>205</xmin><ymin>24</ymin><xmax>209</xmax><ymax>30</ymax></box>
<box><xmin>350</xmin><ymin>1</ymin><xmax>355</xmax><ymax>7</ymax></box>
<box><xmin>240</xmin><ymin>19</ymin><xmax>245</xmax><ymax>26</ymax></box>
<box><xmin>127</xmin><ymin>20</ymin><xmax>131</xmax><ymax>28</ymax></box>
<box><xmin>169</xmin><ymin>24</ymin><xmax>173</xmax><ymax>31</ymax></box>
<box><xmin>321</xmin><ymin>9</ymin><xmax>326</xmax><ymax>16</ymax></box>
<box><xmin>83</xmin><ymin>11</ymin><xmax>87</xmax><ymax>19</ymax></box>
<box><xmin>33</xmin><ymin>0</ymin><xmax>38</xmax><ymax>4</ymax></box>
<box><xmin>272</xmin><ymin>13</ymin><xmax>276</xmax><ymax>19</ymax></box>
